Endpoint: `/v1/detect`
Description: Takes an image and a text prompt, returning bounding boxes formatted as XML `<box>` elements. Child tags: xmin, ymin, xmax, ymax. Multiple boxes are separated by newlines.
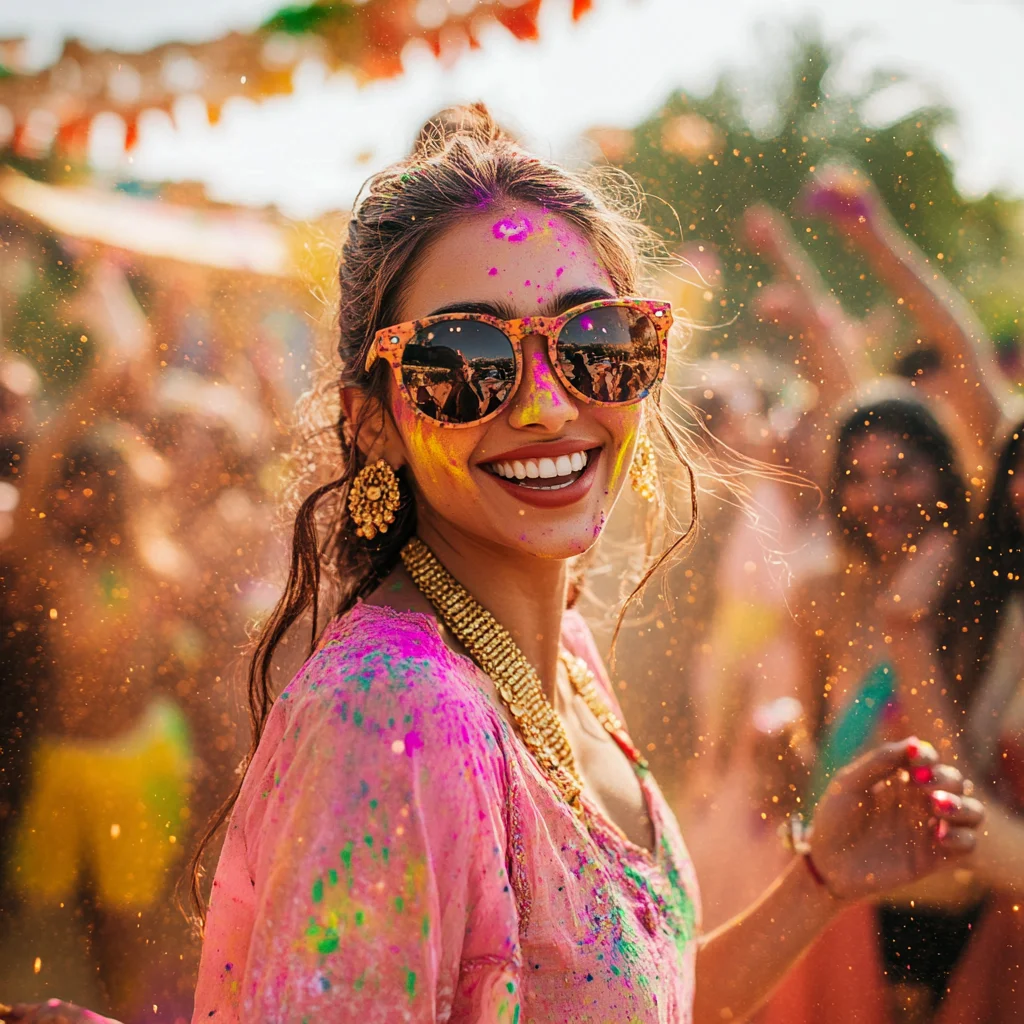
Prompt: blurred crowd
<box><xmin>0</xmin><ymin>242</ymin><xmax>306</xmax><ymax>1017</ymax></box>
<box><xmin>1</xmin><ymin>163</ymin><xmax>1022</xmax><ymax>1024</ymax></box>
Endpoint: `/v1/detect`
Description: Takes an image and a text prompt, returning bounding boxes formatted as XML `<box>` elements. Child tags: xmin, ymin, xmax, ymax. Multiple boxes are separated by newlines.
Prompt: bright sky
<box><xmin>3</xmin><ymin>0</ymin><xmax>1023</xmax><ymax>217</ymax></box>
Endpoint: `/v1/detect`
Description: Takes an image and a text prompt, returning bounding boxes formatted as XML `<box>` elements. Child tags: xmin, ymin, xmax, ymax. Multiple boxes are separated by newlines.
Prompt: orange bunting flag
<box><xmin>494</xmin><ymin>0</ymin><xmax>542</xmax><ymax>41</ymax></box>
<box><xmin>124</xmin><ymin>115</ymin><xmax>140</xmax><ymax>151</ymax></box>
<box><xmin>58</xmin><ymin>116</ymin><xmax>93</xmax><ymax>157</ymax></box>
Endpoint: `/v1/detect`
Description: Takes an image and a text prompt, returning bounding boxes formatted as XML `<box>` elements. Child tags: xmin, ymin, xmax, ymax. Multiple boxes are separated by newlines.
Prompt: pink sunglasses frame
<box><xmin>364</xmin><ymin>297</ymin><xmax>673</xmax><ymax>429</ymax></box>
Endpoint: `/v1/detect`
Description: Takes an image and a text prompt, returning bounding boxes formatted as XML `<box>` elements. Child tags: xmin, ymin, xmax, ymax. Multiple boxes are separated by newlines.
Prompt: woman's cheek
<box><xmin>393</xmin><ymin>399</ymin><xmax>476</xmax><ymax>496</ymax></box>
<box><xmin>603</xmin><ymin>415</ymin><xmax>640</xmax><ymax>496</ymax></box>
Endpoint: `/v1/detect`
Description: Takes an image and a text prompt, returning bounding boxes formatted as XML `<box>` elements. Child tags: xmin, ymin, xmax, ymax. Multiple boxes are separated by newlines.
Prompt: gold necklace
<box><xmin>401</xmin><ymin>537</ymin><xmax>630</xmax><ymax>811</ymax></box>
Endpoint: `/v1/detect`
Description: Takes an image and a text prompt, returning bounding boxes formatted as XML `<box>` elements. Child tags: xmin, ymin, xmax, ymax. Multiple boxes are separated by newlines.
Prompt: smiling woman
<box><xmin>3</xmin><ymin>103</ymin><xmax>985</xmax><ymax>1024</ymax></box>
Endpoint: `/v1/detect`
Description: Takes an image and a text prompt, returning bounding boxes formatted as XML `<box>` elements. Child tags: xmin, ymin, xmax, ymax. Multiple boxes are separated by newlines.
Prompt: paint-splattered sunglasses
<box><xmin>364</xmin><ymin>297</ymin><xmax>672</xmax><ymax>427</ymax></box>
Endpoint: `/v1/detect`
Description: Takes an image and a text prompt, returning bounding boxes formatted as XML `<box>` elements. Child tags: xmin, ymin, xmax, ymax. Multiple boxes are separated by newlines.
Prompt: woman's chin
<box><xmin>472</xmin><ymin>504</ymin><xmax>608</xmax><ymax>561</ymax></box>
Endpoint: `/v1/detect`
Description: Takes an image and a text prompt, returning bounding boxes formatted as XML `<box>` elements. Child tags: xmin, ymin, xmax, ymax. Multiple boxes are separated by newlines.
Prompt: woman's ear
<box><xmin>341</xmin><ymin>386</ymin><xmax>406</xmax><ymax>470</ymax></box>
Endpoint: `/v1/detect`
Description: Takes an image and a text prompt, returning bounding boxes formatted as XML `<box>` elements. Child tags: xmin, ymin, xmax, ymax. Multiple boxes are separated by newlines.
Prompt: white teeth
<box><xmin>486</xmin><ymin>449</ymin><xmax>594</xmax><ymax>483</ymax></box>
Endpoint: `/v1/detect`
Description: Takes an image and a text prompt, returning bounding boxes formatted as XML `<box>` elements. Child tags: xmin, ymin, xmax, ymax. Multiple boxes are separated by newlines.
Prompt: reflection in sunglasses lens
<box><xmin>401</xmin><ymin>320</ymin><xmax>517</xmax><ymax>424</ymax></box>
<box><xmin>558</xmin><ymin>306</ymin><xmax>660</xmax><ymax>404</ymax></box>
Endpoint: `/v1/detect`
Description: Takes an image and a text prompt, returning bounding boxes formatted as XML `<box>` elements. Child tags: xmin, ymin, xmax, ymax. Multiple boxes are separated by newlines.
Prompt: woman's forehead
<box><xmin>398</xmin><ymin>205</ymin><xmax>613</xmax><ymax>322</ymax></box>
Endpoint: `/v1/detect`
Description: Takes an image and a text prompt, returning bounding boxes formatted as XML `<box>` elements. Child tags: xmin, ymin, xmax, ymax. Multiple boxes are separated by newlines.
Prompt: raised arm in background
<box><xmin>800</xmin><ymin>164</ymin><xmax>1010</xmax><ymax>457</ymax></box>
<box><xmin>4</xmin><ymin>259</ymin><xmax>155</xmax><ymax>559</ymax></box>
<box><xmin>742</xmin><ymin>202</ymin><xmax>871</xmax><ymax>405</ymax></box>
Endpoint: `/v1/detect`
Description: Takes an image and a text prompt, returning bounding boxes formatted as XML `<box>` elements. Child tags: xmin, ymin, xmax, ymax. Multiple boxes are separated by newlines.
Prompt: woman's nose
<box><xmin>506</xmin><ymin>336</ymin><xmax>579</xmax><ymax>432</ymax></box>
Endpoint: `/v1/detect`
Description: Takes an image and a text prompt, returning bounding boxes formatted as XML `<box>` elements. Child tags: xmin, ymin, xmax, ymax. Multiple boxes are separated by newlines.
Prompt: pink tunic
<box><xmin>193</xmin><ymin>604</ymin><xmax>700</xmax><ymax>1022</ymax></box>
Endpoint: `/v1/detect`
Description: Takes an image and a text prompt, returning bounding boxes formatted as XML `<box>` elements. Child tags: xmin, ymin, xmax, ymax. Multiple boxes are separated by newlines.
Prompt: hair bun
<box><xmin>410</xmin><ymin>102</ymin><xmax>518</xmax><ymax>158</ymax></box>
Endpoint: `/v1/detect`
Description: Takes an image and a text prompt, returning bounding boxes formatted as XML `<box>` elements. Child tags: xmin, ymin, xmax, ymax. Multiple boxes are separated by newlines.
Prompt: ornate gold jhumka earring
<box><xmin>348</xmin><ymin>458</ymin><xmax>402</xmax><ymax>540</ymax></box>
<box><xmin>629</xmin><ymin>430</ymin><xmax>659</xmax><ymax>502</ymax></box>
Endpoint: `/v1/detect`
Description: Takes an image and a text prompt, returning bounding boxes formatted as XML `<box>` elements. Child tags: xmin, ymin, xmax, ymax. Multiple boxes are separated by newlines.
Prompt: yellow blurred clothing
<box><xmin>10</xmin><ymin>698</ymin><xmax>192</xmax><ymax>910</ymax></box>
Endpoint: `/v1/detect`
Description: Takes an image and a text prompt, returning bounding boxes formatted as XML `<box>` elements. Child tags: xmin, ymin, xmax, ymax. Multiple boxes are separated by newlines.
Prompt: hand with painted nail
<box><xmin>806</xmin><ymin>736</ymin><xmax>985</xmax><ymax>901</ymax></box>
<box><xmin>0</xmin><ymin>1001</ymin><xmax>120</xmax><ymax>1024</ymax></box>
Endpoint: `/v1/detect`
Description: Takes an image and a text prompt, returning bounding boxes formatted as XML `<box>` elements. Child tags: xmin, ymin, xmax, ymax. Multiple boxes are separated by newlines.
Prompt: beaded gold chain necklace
<box><xmin>400</xmin><ymin>536</ymin><xmax>631</xmax><ymax>812</ymax></box>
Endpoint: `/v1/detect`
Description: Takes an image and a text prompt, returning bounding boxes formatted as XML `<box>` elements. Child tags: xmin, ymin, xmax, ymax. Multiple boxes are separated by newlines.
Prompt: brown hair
<box><xmin>186</xmin><ymin>103</ymin><xmax>697</xmax><ymax>922</ymax></box>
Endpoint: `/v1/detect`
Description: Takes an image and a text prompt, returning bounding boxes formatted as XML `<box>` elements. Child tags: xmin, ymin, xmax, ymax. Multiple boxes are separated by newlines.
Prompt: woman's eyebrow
<box><xmin>540</xmin><ymin>287</ymin><xmax>615</xmax><ymax>316</ymax></box>
<box><xmin>425</xmin><ymin>299</ymin><xmax>520</xmax><ymax>319</ymax></box>
<box><xmin>426</xmin><ymin>286</ymin><xmax>615</xmax><ymax>321</ymax></box>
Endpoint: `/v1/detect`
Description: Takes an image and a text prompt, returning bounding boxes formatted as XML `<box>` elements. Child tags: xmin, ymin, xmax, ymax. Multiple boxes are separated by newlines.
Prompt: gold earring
<box><xmin>629</xmin><ymin>430</ymin><xmax>659</xmax><ymax>503</ymax></box>
<box><xmin>349</xmin><ymin>458</ymin><xmax>402</xmax><ymax>540</ymax></box>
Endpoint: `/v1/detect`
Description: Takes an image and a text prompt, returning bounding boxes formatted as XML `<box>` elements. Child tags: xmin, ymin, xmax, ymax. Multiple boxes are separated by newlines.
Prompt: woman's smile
<box><xmin>477</xmin><ymin>439</ymin><xmax>603</xmax><ymax>508</ymax></box>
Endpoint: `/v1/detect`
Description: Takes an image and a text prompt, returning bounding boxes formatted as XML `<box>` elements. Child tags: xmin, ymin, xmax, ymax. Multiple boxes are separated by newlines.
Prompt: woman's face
<box><xmin>837</xmin><ymin>430</ymin><xmax>943</xmax><ymax>557</ymax></box>
<box><xmin>380</xmin><ymin>203</ymin><xmax>645</xmax><ymax>560</ymax></box>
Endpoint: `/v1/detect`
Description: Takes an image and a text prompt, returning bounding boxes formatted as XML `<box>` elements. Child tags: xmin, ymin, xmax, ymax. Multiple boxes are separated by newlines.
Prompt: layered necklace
<box><xmin>400</xmin><ymin>536</ymin><xmax>639</xmax><ymax>813</ymax></box>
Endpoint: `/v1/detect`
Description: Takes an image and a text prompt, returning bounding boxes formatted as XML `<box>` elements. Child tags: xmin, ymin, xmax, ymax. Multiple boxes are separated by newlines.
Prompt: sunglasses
<box><xmin>364</xmin><ymin>297</ymin><xmax>672</xmax><ymax>427</ymax></box>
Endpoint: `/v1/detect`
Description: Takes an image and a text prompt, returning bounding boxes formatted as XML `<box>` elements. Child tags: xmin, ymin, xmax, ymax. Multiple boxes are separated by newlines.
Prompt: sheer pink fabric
<box><xmin>193</xmin><ymin>604</ymin><xmax>700</xmax><ymax>1022</ymax></box>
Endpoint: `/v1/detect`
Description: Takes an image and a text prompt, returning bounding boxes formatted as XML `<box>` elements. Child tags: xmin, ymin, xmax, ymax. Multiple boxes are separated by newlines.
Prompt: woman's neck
<box><xmin>416</xmin><ymin>518</ymin><xmax>569</xmax><ymax>702</ymax></box>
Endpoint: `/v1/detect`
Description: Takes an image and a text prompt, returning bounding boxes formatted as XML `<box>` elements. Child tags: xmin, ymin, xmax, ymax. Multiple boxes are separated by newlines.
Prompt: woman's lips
<box><xmin>482</xmin><ymin>448</ymin><xmax>602</xmax><ymax>509</ymax></box>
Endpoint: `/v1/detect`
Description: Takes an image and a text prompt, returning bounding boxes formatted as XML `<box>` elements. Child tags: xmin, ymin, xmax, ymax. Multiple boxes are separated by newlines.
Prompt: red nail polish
<box><xmin>911</xmin><ymin>765</ymin><xmax>934</xmax><ymax>785</ymax></box>
<box><xmin>935</xmin><ymin>819</ymin><xmax>950</xmax><ymax>840</ymax></box>
<box><xmin>906</xmin><ymin>737</ymin><xmax>920</xmax><ymax>760</ymax></box>
<box><xmin>931</xmin><ymin>792</ymin><xmax>958</xmax><ymax>816</ymax></box>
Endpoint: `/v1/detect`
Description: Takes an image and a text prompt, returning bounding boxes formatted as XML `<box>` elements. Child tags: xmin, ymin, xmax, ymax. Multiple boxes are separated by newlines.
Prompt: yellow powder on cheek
<box><xmin>403</xmin><ymin>414</ymin><xmax>475</xmax><ymax>494</ymax></box>
<box><xmin>607</xmin><ymin>422</ymin><xmax>638</xmax><ymax>492</ymax></box>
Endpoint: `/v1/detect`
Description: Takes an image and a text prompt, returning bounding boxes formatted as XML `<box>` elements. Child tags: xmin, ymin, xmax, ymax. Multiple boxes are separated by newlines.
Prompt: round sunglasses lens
<box><xmin>401</xmin><ymin>320</ymin><xmax>516</xmax><ymax>424</ymax></box>
<box><xmin>558</xmin><ymin>305</ymin><xmax>660</xmax><ymax>403</ymax></box>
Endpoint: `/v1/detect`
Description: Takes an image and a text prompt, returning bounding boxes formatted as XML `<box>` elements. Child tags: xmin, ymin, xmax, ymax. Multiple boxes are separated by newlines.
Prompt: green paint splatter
<box><xmin>363</xmin><ymin>834</ymin><xmax>374</xmax><ymax>847</ymax></box>
<box><xmin>355</xmin><ymin>910</ymin><xmax>365</xmax><ymax>926</ymax></box>
<box><xmin>422</xmin><ymin>915</ymin><xmax>430</xmax><ymax>938</ymax></box>
<box><xmin>327</xmin><ymin>868</ymin><xmax>338</xmax><ymax>886</ymax></box>
<box><xmin>311</xmin><ymin>877</ymin><xmax>323</xmax><ymax>903</ymax></box>
<box><xmin>382</xmin><ymin>846</ymin><xmax>389</xmax><ymax>864</ymax></box>
<box><xmin>317</xmin><ymin>928</ymin><xmax>339</xmax><ymax>954</ymax></box>
<box><xmin>395</xmin><ymin>896</ymin><xmax>405</xmax><ymax>912</ymax></box>
<box><xmin>405</xmin><ymin>970</ymin><xmax>417</xmax><ymax>999</ymax></box>
<box><xmin>340</xmin><ymin>843</ymin><xmax>353</xmax><ymax>870</ymax></box>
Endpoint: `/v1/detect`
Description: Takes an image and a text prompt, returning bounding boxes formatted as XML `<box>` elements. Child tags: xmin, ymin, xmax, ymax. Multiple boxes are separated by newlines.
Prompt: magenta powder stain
<box><xmin>488</xmin><ymin>267</ymin><xmax>498</xmax><ymax>276</ymax></box>
<box><xmin>492</xmin><ymin>215</ymin><xmax>533</xmax><ymax>243</ymax></box>
<box><xmin>555</xmin><ymin>266</ymin><xmax>564</xmax><ymax>277</ymax></box>
<box><xmin>404</xmin><ymin>730</ymin><xmax>424</xmax><ymax>756</ymax></box>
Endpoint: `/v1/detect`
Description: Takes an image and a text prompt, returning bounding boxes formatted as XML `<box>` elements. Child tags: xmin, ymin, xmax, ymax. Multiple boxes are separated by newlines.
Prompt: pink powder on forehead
<box><xmin>492</xmin><ymin>215</ymin><xmax>534</xmax><ymax>243</ymax></box>
<box><xmin>488</xmin><ymin>267</ymin><xmax>499</xmax><ymax>276</ymax></box>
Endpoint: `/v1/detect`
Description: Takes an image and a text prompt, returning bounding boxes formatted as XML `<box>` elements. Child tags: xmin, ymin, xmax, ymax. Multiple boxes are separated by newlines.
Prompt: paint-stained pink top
<box><xmin>192</xmin><ymin>604</ymin><xmax>700</xmax><ymax>1022</ymax></box>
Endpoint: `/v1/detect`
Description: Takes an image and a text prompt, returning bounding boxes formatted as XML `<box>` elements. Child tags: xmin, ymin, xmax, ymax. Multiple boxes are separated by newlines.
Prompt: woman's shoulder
<box><xmin>276</xmin><ymin>602</ymin><xmax>505</xmax><ymax>756</ymax></box>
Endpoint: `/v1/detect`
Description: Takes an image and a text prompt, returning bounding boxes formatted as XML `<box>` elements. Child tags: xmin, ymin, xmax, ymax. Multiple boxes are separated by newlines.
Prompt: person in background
<box><xmin>741</xmin><ymin>170</ymin><xmax>1020</xmax><ymax>1023</ymax></box>
<box><xmin>1</xmin><ymin>263</ymin><xmax>195</xmax><ymax>1022</ymax></box>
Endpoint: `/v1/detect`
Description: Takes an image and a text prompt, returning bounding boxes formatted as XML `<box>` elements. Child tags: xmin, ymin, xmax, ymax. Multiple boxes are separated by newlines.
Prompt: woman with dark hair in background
<box><xmin>741</xmin><ymin>171</ymin><xmax>1020</xmax><ymax>1023</ymax></box>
